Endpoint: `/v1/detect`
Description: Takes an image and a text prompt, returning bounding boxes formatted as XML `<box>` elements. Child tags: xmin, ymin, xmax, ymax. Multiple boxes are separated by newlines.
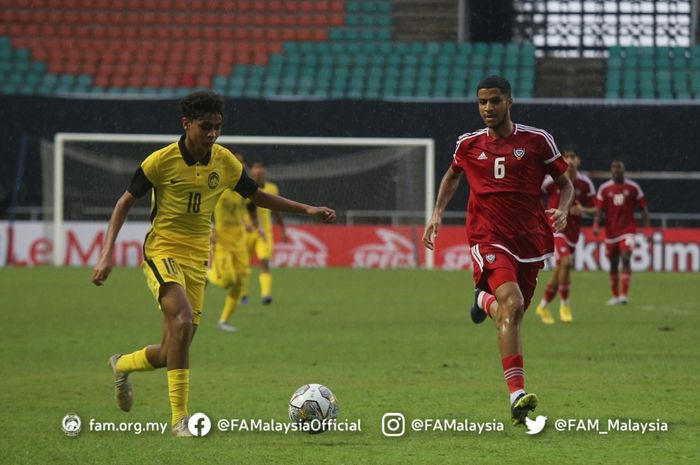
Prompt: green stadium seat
<box><xmin>675</xmin><ymin>90</ymin><xmax>692</xmax><ymax>100</ymax></box>
<box><xmin>346</xmin><ymin>1</ymin><xmax>361</xmax><ymax>13</ymax></box>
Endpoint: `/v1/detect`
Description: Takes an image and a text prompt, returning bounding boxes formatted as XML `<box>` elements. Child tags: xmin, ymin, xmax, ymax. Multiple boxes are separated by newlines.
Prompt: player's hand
<box><xmin>307</xmin><ymin>206</ymin><xmax>336</xmax><ymax>223</ymax></box>
<box><xmin>592</xmin><ymin>224</ymin><xmax>600</xmax><ymax>237</ymax></box>
<box><xmin>422</xmin><ymin>217</ymin><xmax>440</xmax><ymax>250</ymax></box>
<box><xmin>546</xmin><ymin>208</ymin><xmax>567</xmax><ymax>233</ymax></box>
<box><xmin>281</xmin><ymin>230</ymin><xmax>289</xmax><ymax>242</ymax></box>
<box><xmin>210</xmin><ymin>230</ymin><xmax>217</xmax><ymax>245</ymax></box>
<box><xmin>91</xmin><ymin>254</ymin><xmax>113</xmax><ymax>286</ymax></box>
<box><xmin>257</xmin><ymin>227</ymin><xmax>266</xmax><ymax>240</ymax></box>
<box><xmin>569</xmin><ymin>201</ymin><xmax>583</xmax><ymax>216</ymax></box>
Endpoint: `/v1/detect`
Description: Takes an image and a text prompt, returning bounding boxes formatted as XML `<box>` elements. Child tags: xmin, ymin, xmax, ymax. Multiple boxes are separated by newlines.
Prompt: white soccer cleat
<box><xmin>217</xmin><ymin>321</ymin><xmax>238</xmax><ymax>332</ymax></box>
<box><xmin>605</xmin><ymin>297</ymin><xmax>620</xmax><ymax>306</ymax></box>
<box><xmin>171</xmin><ymin>416</ymin><xmax>193</xmax><ymax>437</ymax></box>
<box><xmin>108</xmin><ymin>354</ymin><xmax>133</xmax><ymax>412</ymax></box>
<box><xmin>618</xmin><ymin>295</ymin><xmax>628</xmax><ymax>304</ymax></box>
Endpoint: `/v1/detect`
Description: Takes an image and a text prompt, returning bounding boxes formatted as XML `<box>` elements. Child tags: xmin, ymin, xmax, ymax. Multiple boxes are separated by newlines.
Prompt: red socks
<box><xmin>502</xmin><ymin>354</ymin><xmax>525</xmax><ymax>393</ymax></box>
<box><xmin>610</xmin><ymin>271</ymin><xmax>620</xmax><ymax>297</ymax></box>
<box><xmin>621</xmin><ymin>271</ymin><xmax>631</xmax><ymax>296</ymax></box>
<box><xmin>558</xmin><ymin>283</ymin><xmax>570</xmax><ymax>301</ymax></box>
<box><xmin>543</xmin><ymin>283</ymin><xmax>557</xmax><ymax>303</ymax></box>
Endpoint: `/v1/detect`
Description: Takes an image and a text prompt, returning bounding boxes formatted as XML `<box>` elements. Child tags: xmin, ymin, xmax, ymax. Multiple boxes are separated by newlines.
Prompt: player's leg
<box><xmin>558</xmin><ymin>253</ymin><xmax>573</xmax><ymax>322</ymax></box>
<box><xmin>618</xmin><ymin>237</ymin><xmax>634</xmax><ymax>304</ymax></box>
<box><xmin>240</xmin><ymin>233</ymin><xmax>257</xmax><ymax>304</ymax></box>
<box><xmin>470</xmin><ymin>255</ymin><xmax>538</xmax><ymax>425</ymax></box>
<box><xmin>218</xmin><ymin>245</ymin><xmax>250</xmax><ymax>332</ymax></box>
<box><xmin>606</xmin><ymin>243</ymin><xmax>621</xmax><ymax>305</ymax></box>
<box><xmin>535</xmin><ymin>261</ymin><xmax>558</xmax><ymax>325</ymax></box>
<box><xmin>108</xmin><ymin>258</ymin><xmax>185</xmax><ymax>412</ymax></box>
<box><xmin>491</xmin><ymin>281</ymin><xmax>538</xmax><ymax>425</ymax></box>
<box><xmin>257</xmin><ymin>236</ymin><xmax>273</xmax><ymax>304</ymax></box>
<box><xmin>157</xmin><ymin>282</ymin><xmax>195</xmax><ymax>433</ymax></box>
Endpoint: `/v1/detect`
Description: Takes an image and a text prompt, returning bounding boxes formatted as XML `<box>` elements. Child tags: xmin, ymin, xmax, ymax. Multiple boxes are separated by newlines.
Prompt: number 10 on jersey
<box><xmin>187</xmin><ymin>192</ymin><xmax>201</xmax><ymax>213</ymax></box>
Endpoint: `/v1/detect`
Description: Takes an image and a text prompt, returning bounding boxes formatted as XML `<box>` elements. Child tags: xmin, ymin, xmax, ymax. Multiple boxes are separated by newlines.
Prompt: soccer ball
<box><xmin>288</xmin><ymin>383</ymin><xmax>338</xmax><ymax>433</ymax></box>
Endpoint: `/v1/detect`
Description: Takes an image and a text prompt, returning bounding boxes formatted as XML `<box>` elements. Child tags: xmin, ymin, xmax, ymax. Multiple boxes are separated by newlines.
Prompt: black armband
<box><xmin>127</xmin><ymin>167</ymin><xmax>154</xmax><ymax>199</ymax></box>
<box><xmin>234</xmin><ymin>169</ymin><xmax>259</xmax><ymax>198</ymax></box>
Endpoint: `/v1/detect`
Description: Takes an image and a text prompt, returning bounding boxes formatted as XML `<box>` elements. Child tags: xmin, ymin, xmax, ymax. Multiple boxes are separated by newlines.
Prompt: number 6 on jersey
<box><xmin>494</xmin><ymin>157</ymin><xmax>506</xmax><ymax>179</ymax></box>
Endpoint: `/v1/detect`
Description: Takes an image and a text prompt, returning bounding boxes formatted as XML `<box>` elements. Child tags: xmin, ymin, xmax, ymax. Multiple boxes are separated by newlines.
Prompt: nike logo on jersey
<box><xmin>477</xmin><ymin>152</ymin><xmax>488</xmax><ymax>160</ymax></box>
<box><xmin>170</xmin><ymin>179</ymin><xmax>184</xmax><ymax>184</ymax></box>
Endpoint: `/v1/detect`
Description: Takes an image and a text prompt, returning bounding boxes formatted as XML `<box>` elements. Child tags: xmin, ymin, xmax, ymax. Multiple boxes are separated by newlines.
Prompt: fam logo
<box><xmin>353</xmin><ymin>229</ymin><xmax>416</xmax><ymax>268</ymax></box>
<box><xmin>207</xmin><ymin>171</ymin><xmax>220</xmax><ymax>189</ymax></box>
<box><xmin>271</xmin><ymin>228</ymin><xmax>328</xmax><ymax>267</ymax></box>
<box><xmin>513</xmin><ymin>148</ymin><xmax>525</xmax><ymax>159</ymax></box>
<box><xmin>61</xmin><ymin>413</ymin><xmax>82</xmax><ymax>437</ymax></box>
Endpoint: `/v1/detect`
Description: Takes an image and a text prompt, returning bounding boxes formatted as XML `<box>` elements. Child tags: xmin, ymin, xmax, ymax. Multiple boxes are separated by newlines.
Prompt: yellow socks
<box><xmin>167</xmin><ymin>368</ymin><xmax>190</xmax><ymax>426</ymax></box>
<box><xmin>219</xmin><ymin>280</ymin><xmax>243</xmax><ymax>323</ymax></box>
<box><xmin>115</xmin><ymin>347</ymin><xmax>154</xmax><ymax>373</ymax></box>
<box><xmin>260</xmin><ymin>272</ymin><xmax>272</xmax><ymax>297</ymax></box>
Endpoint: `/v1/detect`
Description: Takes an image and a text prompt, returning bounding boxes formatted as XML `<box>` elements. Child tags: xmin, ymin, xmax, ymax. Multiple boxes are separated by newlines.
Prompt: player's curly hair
<box><xmin>476</xmin><ymin>75</ymin><xmax>511</xmax><ymax>97</ymax></box>
<box><xmin>180</xmin><ymin>91</ymin><xmax>224</xmax><ymax>120</ymax></box>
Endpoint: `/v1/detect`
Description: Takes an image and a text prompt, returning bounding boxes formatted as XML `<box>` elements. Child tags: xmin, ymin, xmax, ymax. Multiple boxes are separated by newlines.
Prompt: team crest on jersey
<box><xmin>513</xmin><ymin>148</ymin><xmax>525</xmax><ymax>159</ymax></box>
<box><xmin>208</xmin><ymin>171</ymin><xmax>220</xmax><ymax>189</ymax></box>
<box><xmin>485</xmin><ymin>254</ymin><xmax>496</xmax><ymax>263</ymax></box>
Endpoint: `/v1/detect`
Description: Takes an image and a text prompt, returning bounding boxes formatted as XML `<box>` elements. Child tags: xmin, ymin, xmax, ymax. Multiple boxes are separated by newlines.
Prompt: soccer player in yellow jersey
<box><xmin>91</xmin><ymin>91</ymin><xmax>335</xmax><ymax>436</ymax></box>
<box><xmin>208</xmin><ymin>154</ymin><xmax>254</xmax><ymax>332</ymax></box>
<box><xmin>241</xmin><ymin>161</ymin><xmax>288</xmax><ymax>305</ymax></box>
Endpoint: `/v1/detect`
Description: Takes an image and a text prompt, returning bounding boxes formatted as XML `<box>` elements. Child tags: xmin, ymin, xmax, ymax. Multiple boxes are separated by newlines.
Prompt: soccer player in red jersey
<box><xmin>593</xmin><ymin>160</ymin><xmax>650</xmax><ymax>305</ymax></box>
<box><xmin>422</xmin><ymin>76</ymin><xmax>573</xmax><ymax>425</ymax></box>
<box><xmin>535</xmin><ymin>150</ymin><xmax>597</xmax><ymax>324</ymax></box>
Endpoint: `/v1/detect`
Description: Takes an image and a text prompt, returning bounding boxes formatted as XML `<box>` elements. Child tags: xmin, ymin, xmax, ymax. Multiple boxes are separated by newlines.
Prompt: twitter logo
<box><xmin>524</xmin><ymin>415</ymin><xmax>547</xmax><ymax>435</ymax></box>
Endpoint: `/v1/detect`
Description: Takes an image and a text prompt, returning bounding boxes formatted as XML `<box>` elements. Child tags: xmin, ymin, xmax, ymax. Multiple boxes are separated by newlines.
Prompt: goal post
<box><xmin>51</xmin><ymin>133</ymin><xmax>435</xmax><ymax>268</ymax></box>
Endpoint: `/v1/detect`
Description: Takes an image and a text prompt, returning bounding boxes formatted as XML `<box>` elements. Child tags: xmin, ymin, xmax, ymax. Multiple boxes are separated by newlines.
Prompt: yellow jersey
<box><xmin>127</xmin><ymin>136</ymin><xmax>258</xmax><ymax>264</ymax></box>
<box><xmin>213</xmin><ymin>189</ymin><xmax>249</xmax><ymax>248</ymax></box>
<box><xmin>250</xmin><ymin>181</ymin><xmax>279</xmax><ymax>234</ymax></box>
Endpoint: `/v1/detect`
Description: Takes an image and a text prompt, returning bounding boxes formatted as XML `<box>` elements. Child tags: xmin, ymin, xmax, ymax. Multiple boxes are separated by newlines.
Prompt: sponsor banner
<box><xmin>1</xmin><ymin>221</ymin><xmax>699</xmax><ymax>272</ymax></box>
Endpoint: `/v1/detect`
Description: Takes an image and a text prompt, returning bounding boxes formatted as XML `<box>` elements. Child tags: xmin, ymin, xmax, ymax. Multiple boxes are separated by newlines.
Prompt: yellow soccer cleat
<box><xmin>536</xmin><ymin>305</ymin><xmax>555</xmax><ymax>325</ymax></box>
<box><xmin>511</xmin><ymin>392</ymin><xmax>538</xmax><ymax>426</ymax></box>
<box><xmin>560</xmin><ymin>304</ymin><xmax>573</xmax><ymax>323</ymax></box>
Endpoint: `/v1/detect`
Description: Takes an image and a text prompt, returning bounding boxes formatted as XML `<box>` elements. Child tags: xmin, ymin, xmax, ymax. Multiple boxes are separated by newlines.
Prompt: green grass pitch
<box><xmin>2</xmin><ymin>267</ymin><xmax>699</xmax><ymax>464</ymax></box>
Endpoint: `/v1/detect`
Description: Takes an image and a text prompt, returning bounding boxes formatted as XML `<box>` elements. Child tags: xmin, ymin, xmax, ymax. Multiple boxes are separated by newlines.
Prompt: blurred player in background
<box><xmin>423</xmin><ymin>76</ymin><xmax>573</xmax><ymax>426</ymax></box>
<box><xmin>535</xmin><ymin>149</ymin><xmax>597</xmax><ymax>324</ymax></box>
<box><xmin>593</xmin><ymin>160</ymin><xmax>649</xmax><ymax>305</ymax></box>
<box><xmin>207</xmin><ymin>153</ymin><xmax>255</xmax><ymax>332</ymax></box>
<box><xmin>241</xmin><ymin>161</ymin><xmax>288</xmax><ymax>305</ymax></box>
<box><xmin>91</xmin><ymin>91</ymin><xmax>335</xmax><ymax>436</ymax></box>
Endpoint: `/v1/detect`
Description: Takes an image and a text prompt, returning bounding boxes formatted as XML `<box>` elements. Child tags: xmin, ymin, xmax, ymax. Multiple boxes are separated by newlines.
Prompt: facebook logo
<box><xmin>187</xmin><ymin>413</ymin><xmax>212</xmax><ymax>437</ymax></box>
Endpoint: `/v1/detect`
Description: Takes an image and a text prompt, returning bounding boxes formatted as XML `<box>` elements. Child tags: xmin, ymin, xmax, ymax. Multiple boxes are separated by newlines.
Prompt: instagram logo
<box><xmin>381</xmin><ymin>413</ymin><xmax>406</xmax><ymax>437</ymax></box>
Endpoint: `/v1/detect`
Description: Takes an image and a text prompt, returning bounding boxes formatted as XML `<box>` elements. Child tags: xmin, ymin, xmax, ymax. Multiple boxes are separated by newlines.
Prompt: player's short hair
<box><xmin>181</xmin><ymin>91</ymin><xmax>224</xmax><ymax>120</ymax></box>
<box><xmin>562</xmin><ymin>146</ymin><xmax>579</xmax><ymax>157</ymax></box>
<box><xmin>476</xmin><ymin>75</ymin><xmax>511</xmax><ymax>97</ymax></box>
<box><xmin>251</xmin><ymin>161</ymin><xmax>266</xmax><ymax>168</ymax></box>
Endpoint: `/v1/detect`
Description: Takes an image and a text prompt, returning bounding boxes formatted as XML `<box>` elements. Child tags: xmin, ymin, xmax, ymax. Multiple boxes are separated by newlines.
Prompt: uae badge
<box><xmin>513</xmin><ymin>148</ymin><xmax>525</xmax><ymax>160</ymax></box>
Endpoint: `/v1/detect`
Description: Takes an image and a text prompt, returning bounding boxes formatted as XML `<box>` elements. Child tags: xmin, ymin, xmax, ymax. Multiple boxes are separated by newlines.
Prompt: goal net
<box><xmin>46</xmin><ymin>134</ymin><xmax>435</xmax><ymax>267</ymax></box>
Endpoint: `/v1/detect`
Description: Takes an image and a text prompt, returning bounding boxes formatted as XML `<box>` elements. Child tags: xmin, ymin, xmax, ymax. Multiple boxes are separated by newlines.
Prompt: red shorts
<box><xmin>605</xmin><ymin>235</ymin><xmax>635</xmax><ymax>258</ymax></box>
<box><xmin>553</xmin><ymin>236</ymin><xmax>575</xmax><ymax>263</ymax></box>
<box><xmin>470</xmin><ymin>246</ymin><xmax>543</xmax><ymax>310</ymax></box>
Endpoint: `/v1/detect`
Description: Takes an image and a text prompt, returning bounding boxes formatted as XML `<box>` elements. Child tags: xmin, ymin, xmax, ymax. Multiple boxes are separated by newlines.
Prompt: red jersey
<box><xmin>596</xmin><ymin>178</ymin><xmax>647</xmax><ymax>242</ymax></box>
<box><xmin>542</xmin><ymin>173</ymin><xmax>596</xmax><ymax>246</ymax></box>
<box><xmin>451</xmin><ymin>123</ymin><xmax>568</xmax><ymax>262</ymax></box>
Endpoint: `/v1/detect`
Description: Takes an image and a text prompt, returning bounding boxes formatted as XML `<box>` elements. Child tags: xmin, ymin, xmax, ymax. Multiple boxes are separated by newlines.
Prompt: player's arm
<box><xmin>592</xmin><ymin>206</ymin><xmax>602</xmax><ymax>236</ymax></box>
<box><xmin>423</xmin><ymin>166</ymin><xmax>462</xmax><ymax>250</ymax></box>
<box><xmin>272</xmin><ymin>210</ymin><xmax>288</xmax><ymax>242</ymax></box>
<box><xmin>249</xmin><ymin>190</ymin><xmax>335</xmax><ymax>223</ymax></box>
<box><xmin>546</xmin><ymin>174</ymin><xmax>574</xmax><ymax>233</ymax></box>
<box><xmin>640</xmin><ymin>205</ymin><xmax>651</xmax><ymax>238</ymax></box>
<box><xmin>91</xmin><ymin>191</ymin><xmax>136</xmax><ymax>286</ymax></box>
